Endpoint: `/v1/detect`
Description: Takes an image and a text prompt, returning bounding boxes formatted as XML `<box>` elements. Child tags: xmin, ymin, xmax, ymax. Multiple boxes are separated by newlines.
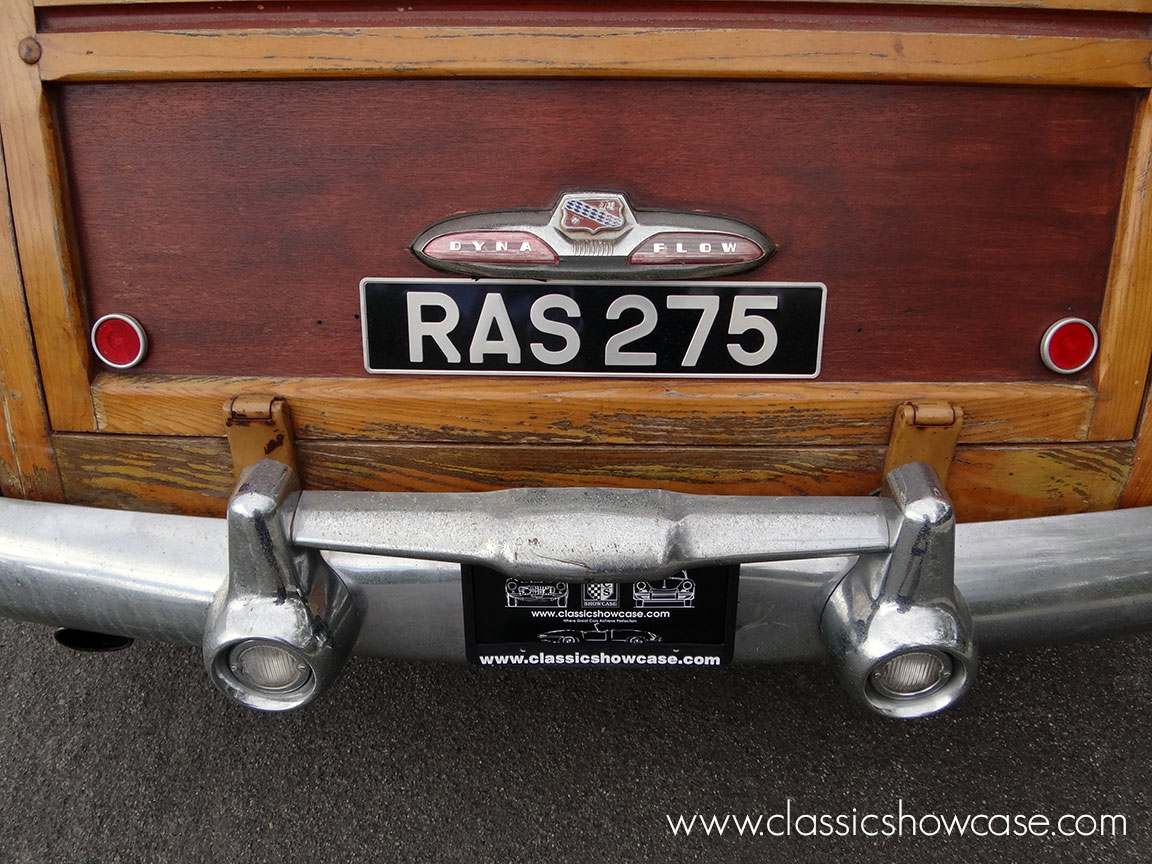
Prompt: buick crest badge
<box><xmin>556</xmin><ymin>193</ymin><xmax>629</xmax><ymax>237</ymax></box>
<box><xmin>411</xmin><ymin>191</ymin><xmax>775</xmax><ymax>280</ymax></box>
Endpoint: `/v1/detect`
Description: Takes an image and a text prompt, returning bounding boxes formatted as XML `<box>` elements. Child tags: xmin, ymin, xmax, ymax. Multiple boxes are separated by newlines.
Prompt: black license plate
<box><xmin>361</xmin><ymin>279</ymin><xmax>825</xmax><ymax>378</ymax></box>
<box><xmin>462</xmin><ymin>566</ymin><xmax>739</xmax><ymax>667</ymax></box>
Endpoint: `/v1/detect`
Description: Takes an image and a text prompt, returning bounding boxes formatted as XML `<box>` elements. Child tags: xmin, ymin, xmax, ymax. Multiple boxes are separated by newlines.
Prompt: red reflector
<box><xmin>628</xmin><ymin>232</ymin><xmax>763</xmax><ymax>265</ymax></box>
<box><xmin>91</xmin><ymin>314</ymin><xmax>148</xmax><ymax>368</ymax></box>
<box><xmin>1040</xmin><ymin>318</ymin><xmax>1098</xmax><ymax>374</ymax></box>
<box><xmin>422</xmin><ymin>231</ymin><xmax>558</xmax><ymax>265</ymax></box>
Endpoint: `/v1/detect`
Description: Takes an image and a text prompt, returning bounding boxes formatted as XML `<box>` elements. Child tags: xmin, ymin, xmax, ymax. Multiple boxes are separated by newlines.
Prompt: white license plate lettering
<box><xmin>366</xmin><ymin>279</ymin><xmax>825</xmax><ymax>379</ymax></box>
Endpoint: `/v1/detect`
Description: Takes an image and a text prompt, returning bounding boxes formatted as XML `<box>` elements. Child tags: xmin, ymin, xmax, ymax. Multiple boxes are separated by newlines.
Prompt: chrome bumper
<box><xmin>2</xmin><ymin>460</ymin><xmax>1150</xmax><ymax>717</ymax></box>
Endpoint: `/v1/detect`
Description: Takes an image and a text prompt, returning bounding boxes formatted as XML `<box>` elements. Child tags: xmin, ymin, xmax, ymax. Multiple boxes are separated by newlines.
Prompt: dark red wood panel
<box><xmin>59</xmin><ymin>80</ymin><xmax>1136</xmax><ymax>381</ymax></box>
<box><xmin>38</xmin><ymin>1</ymin><xmax>1152</xmax><ymax>39</ymax></box>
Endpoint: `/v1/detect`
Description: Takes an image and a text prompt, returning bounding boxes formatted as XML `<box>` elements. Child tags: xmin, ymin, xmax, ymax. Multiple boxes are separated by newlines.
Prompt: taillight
<box><xmin>1040</xmin><ymin>317</ymin><xmax>1098</xmax><ymax>374</ymax></box>
<box><xmin>91</xmin><ymin>313</ymin><xmax>148</xmax><ymax>368</ymax></box>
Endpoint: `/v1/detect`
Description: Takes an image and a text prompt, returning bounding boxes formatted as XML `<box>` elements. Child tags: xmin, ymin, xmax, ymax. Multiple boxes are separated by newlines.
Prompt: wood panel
<box><xmin>35</xmin><ymin>27</ymin><xmax>1152</xmax><ymax>87</ymax></box>
<box><xmin>54</xmin><ymin>433</ymin><xmax>1133</xmax><ymax>522</ymax></box>
<box><xmin>30</xmin><ymin>0</ymin><xmax>1152</xmax><ymax>16</ymax></box>
<box><xmin>56</xmin><ymin>433</ymin><xmax>233</xmax><ymax>516</ymax></box>
<box><xmin>0</xmin><ymin>201</ymin><xmax>62</xmax><ymax>499</ymax></box>
<box><xmin>948</xmin><ymin>443</ymin><xmax>1132</xmax><ymax>520</ymax></box>
<box><xmin>0</xmin><ymin>0</ymin><xmax>94</xmax><ymax>432</ymax></box>
<box><xmin>34</xmin><ymin>2</ymin><xmax>1152</xmax><ymax>39</ymax></box>
<box><xmin>91</xmin><ymin>374</ymin><xmax>1095</xmax><ymax>444</ymax></box>
<box><xmin>1090</xmin><ymin>94</ymin><xmax>1152</xmax><ymax>441</ymax></box>
<box><xmin>61</xmin><ymin>81</ymin><xmax>1132</xmax><ymax>383</ymax></box>
<box><xmin>1121</xmin><ymin>361</ymin><xmax>1152</xmax><ymax>506</ymax></box>
<box><xmin>0</xmin><ymin>90</ymin><xmax>63</xmax><ymax>499</ymax></box>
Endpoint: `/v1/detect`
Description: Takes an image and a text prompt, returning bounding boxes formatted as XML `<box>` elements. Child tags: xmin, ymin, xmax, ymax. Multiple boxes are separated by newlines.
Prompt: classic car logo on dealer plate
<box><xmin>411</xmin><ymin>190</ymin><xmax>776</xmax><ymax>281</ymax></box>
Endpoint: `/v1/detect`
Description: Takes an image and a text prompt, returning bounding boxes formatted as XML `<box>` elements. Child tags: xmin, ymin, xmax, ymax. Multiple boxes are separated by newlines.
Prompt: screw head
<box><xmin>18</xmin><ymin>38</ymin><xmax>41</xmax><ymax>65</ymax></box>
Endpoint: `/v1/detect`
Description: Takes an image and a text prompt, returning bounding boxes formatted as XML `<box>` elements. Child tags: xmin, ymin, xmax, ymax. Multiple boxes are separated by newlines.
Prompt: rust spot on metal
<box><xmin>264</xmin><ymin>433</ymin><xmax>285</xmax><ymax>455</ymax></box>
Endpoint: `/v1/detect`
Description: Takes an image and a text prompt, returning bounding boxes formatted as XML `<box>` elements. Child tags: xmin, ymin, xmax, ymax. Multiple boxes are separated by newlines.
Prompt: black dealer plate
<box><xmin>462</xmin><ymin>566</ymin><xmax>739</xmax><ymax>667</ymax></box>
<box><xmin>360</xmin><ymin>278</ymin><xmax>825</xmax><ymax>378</ymax></box>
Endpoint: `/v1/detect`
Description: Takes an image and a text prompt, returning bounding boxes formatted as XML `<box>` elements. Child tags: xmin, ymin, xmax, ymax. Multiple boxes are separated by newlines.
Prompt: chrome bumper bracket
<box><xmin>820</xmin><ymin>463</ymin><xmax>976</xmax><ymax>718</ymax></box>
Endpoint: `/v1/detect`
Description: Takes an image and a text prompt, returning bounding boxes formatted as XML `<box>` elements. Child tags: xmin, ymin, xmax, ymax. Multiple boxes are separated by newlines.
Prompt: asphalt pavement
<box><xmin>1</xmin><ymin>617</ymin><xmax>1149</xmax><ymax>863</ymax></box>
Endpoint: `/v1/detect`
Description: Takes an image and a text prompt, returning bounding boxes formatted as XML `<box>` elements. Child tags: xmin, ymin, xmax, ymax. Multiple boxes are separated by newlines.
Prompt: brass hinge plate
<box><xmin>883</xmin><ymin>401</ymin><xmax>964</xmax><ymax>485</ymax></box>
<box><xmin>223</xmin><ymin>395</ymin><xmax>297</xmax><ymax>481</ymax></box>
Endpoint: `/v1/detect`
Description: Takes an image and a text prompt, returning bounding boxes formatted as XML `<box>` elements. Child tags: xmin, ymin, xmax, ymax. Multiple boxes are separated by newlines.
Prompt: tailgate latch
<box><xmin>223</xmin><ymin>395</ymin><xmax>298</xmax><ymax>481</ymax></box>
<box><xmin>884</xmin><ymin>401</ymin><xmax>963</xmax><ymax>485</ymax></box>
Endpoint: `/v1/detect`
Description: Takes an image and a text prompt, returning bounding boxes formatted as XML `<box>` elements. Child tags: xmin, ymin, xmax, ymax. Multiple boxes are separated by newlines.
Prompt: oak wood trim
<box><xmin>1090</xmin><ymin>94</ymin><xmax>1152</xmax><ymax>441</ymax></box>
<box><xmin>947</xmin><ymin>442</ymin><xmax>1132</xmax><ymax>520</ymax></box>
<box><xmin>54</xmin><ymin>433</ymin><xmax>1133</xmax><ymax>522</ymax></box>
<box><xmin>0</xmin><ymin>129</ymin><xmax>63</xmax><ymax>500</ymax></box>
<box><xmin>1121</xmin><ymin>357</ymin><xmax>1152</xmax><ymax>505</ymax></box>
<box><xmin>90</xmin><ymin>374</ymin><xmax>1095</xmax><ymax>445</ymax></box>
<box><xmin>30</xmin><ymin>0</ymin><xmax>1152</xmax><ymax>13</ymax></box>
<box><xmin>35</xmin><ymin>26</ymin><xmax>1152</xmax><ymax>87</ymax></box>
<box><xmin>0</xmin><ymin>0</ymin><xmax>94</xmax><ymax>432</ymax></box>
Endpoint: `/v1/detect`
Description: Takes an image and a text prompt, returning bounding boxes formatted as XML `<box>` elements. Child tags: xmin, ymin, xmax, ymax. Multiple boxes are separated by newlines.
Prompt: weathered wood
<box><xmin>54</xmin><ymin>433</ymin><xmax>1133</xmax><ymax>522</ymax></box>
<box><xmin>36</xmin><ymin>27</ymin><xmax>1152</xmax><ymax>87</ymax></box>
<box><xmin>56</xmin><ymin>433</ymin><xmax>234</xmax><ymax>517</ymax></box>
<box><xmin>34</xmin><ymin>2</ymin><xmax>1152</xmax><ymax>39</ymax></box>
<box><xmin>1122</xmin><ymin>372</ymin><xmax>1152</xmax><ymax>506</ymax></box>
<box><xmin>0</xmin><ymin>0</ymin><xmax>94</xmax><ymax>432</ymax></box>
<box><xmin>30</xmin><ymin>0</ymin><xmax>1152</xmax><ymax>11</ymax></box>
<box><xmin>1090</xmin><ymin>95</ymin><xmax>1152</xmax><ymax>442</ymax></box>
<box><xmin>91</xmin><ymin>375</ymin><xmax>1096</xmax><ymax>444</ymax></box>
<box><xmin>0</xmin><ymin>112</ymin><xmax>63</xmax><ymax>500</ymax></box>
<box><xmin>62</xmin><ymin>82</ymin><xmax>1132</xmax><ymax>383</ymax></box>
<box><xmin>949</xmin><ymin>443</ymin><xmax>1132</xmax><ymax>519</ymax></box>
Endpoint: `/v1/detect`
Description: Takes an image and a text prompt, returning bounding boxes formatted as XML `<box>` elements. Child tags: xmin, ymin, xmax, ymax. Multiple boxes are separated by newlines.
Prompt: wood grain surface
<box><xmin>54</xmin><ymin>433</ymin><xmax>1133</xmax><ymax>522</ymax></box>
<box><xmin>0</xmin><ymin>0</ymin><xmax>94</xmax><ymax>432</ymax></box>
<box><xmin>36</xmin><ymin>26</ymin><xmax>1152</xmax><ymax>87</ymax></box>
<box><xmin>60</xmin><ymin>81</ymin><xmax>1134</xmax><ymax>384</ymax></box>
<box><xmin>35</xmin><ymin>1</ymin><xmax>1152</xmax><ymax>39</ymax></box>
<box><xmin>0</xmin><ymin>133</ymin><xmax>62</xmax><ymax>500</ymax></box>
<box><xmin>91</xmin><ymin>374</ymin><xmax>1094</xmax><ymax>444</ymax></box>
<box><xmin>1122</xmin><ymin>377</ymin><xmax>1152</xmax><ymax>506</ymax></box>
<box><xmin>1090</xmin><ymin>95</ymin><xmax>1152</xmax><ymax>441</ymax></box>
<box><xmin>31</xmin><ymin>0</ymin><xmax>1152</xmax><ymax>12</ymax></box>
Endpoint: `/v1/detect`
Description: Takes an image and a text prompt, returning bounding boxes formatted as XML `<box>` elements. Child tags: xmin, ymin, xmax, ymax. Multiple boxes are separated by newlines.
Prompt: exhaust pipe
<box><xmin>53</xmin><ymin>628</ymin><xmax>134</xmax><ymax>653</ymax></box>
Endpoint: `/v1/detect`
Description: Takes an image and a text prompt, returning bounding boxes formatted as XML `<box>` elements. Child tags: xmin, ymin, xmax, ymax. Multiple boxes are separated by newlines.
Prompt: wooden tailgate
<box><xmin>2</xmin><ymin>0</ymin><xmax>1152</xmax><ymax>521</ymax></box>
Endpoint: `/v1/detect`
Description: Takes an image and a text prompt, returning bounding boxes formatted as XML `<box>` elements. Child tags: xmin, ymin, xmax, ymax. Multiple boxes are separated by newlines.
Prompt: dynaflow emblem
<box><xmin>411</xmin><ymin>191</ymin><xmax>774</xmax><ymax>280</ymax></box>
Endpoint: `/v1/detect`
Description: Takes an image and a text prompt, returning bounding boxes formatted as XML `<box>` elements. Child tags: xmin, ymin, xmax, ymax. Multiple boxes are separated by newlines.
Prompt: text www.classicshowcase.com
<box><xmin>667</xmin><ymin>800</ymin><xmax>1127</xmax><ymax>839</ymax></box>
<box><xmin>478</xmin><ymin>652</ymin><xmax>722</xmax><ymax>666</ymax></box>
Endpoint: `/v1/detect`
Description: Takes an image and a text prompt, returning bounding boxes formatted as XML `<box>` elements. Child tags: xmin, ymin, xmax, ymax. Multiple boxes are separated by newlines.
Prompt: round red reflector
<box><xmin>91</xmin><ymin>314</ymin><xmax>148</xmax><ymax>369</ymax></box>
<box><xmin>1040</xmin><ymin>317</ymin><xmax>1098</xmax><ymax>374</ymax></box>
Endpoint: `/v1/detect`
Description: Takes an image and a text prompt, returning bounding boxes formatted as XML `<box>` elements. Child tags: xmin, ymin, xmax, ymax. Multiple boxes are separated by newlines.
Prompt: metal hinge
<box><xmin>223</xmin><ymin>395</ymin><xmax>298</xmax><ymax>481</ymax></box>
<box><xmin>883</xmin><ymin>401</ymin><xmax>964</xmax><ymax>485</ymax></box>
